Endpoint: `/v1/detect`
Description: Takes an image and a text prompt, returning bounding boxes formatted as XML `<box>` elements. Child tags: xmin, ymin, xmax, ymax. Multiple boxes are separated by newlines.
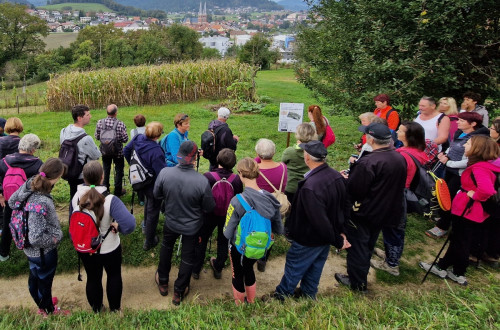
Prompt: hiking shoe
<box><xmin>143</xmin><ymin>235</ymin><xmax>159</xmax><ymax>251</ymax></box>
<box><xmin>155</xmin><ymin>270</ymin><xmax>168</xmax><ymax>296</ymax></box>
<box><xmin>418</xmin><ymin>261</ymin><xmax>447</xmax><ymax>279</ymax></box>
<box><xmin>192</xmin><ymin>272</ymin><xmax>200</xmax><ymax>280</ymax></box>
<box><xmin>172</xmin><ymin>286</ymin><xmax>189</xmax><ymax>306</ymax></box>
<box><xmin>139</xmin><ymin>201</ymin><xmax>145</xmax><ymax>206</ymax></box>
<box><xmin>210</xmin><ymin>257</ymin><xmax>222</xmax><ymax>279</ymax></box>
<box><xmin>0</xmin><ymin>254</ymin><xmax>9</xmax><ymax>262</ymax></box>
<box><xmin>425</xmin><ymin>226</ymin><xmax>447</xmax><ymax>239</ymax></box>
<box><xmin>257</xmin><ymin>260</ymin><xmax>266</xmax><ymax>272</ymax></box>
<box><xmin>446</xmin><ymin>270</ymin><xmax>468</xmax><ymax>286</ymax></box>
<box><xmin>373</xmin><ymin>247</ymin><xmax>386</xmax><ymax>259</ymax></box>
<box><xmin>370</xmin><ymin>259</ymin><xmax>400</xmax><ymax>276</ymax></box>
<box><xmin>334</xmin><ymin>273</ymin><xmax>351</xmax><ymax>287</ymax></box>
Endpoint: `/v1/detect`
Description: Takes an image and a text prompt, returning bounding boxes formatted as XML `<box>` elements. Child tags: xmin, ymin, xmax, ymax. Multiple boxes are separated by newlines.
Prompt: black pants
<box><xmin>229</xmin><ymin>244</ymin><xmax>257</xmax><ymax>292</ymax></box>
<box><xmin>142</xmin><ymin>187</ymin><xmax>162</xmax><ymax>245</ymax></box>
<box><xmin>0</xmin><ymin>203</ymin><xmax>13</xmax><ymax>258</ymax></box>
<box><xmin>68</xmin><ymin>178</ymin><xmax>84</xmax><ymax>202</ymax></box>
<box><xmin>484</xmin><ymin>215</ymin><xmax>500</xmax><ymax>259</ymax></box>
<box><xmin>346</xmin><ymin>218</ymin><xmax>382</xmax><ymax>291</ymax></box>
<box><xmin>157</xmin><ymin>226</ymin><xmax>197</xmax><ymax>294</ymax></box>
<box><xmin>193</xmin><ymin>215</ymin><xmax>228</xmax><ymax>274</ymax></box>
<box><xmin>438</xmin><ymin>216</ymin><xmax>485</xmax><ymax>276</ymax></box>
<box><xmin>437</xmin><ymin>171</ymin><xmax>461</xmax><ymax>230</ymax></box>
<box><xmin>102</xmin><ymin>155</ymin><xmax>125</xmax><ymax>195</ymax></box>
<box><xmin>79</xmin><ymin>245</ymin><xmax>123</xmax><ymax>312</ymax></box>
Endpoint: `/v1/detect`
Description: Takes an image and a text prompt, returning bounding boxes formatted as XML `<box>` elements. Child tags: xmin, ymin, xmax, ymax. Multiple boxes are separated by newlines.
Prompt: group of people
<box><xmin>0</xmin><ymin>92</ymin><xmax>498</xmax><ymax>315</ymax></box>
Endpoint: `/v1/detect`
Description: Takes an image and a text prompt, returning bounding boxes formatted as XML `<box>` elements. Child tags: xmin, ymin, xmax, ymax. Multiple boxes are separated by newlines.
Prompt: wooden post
<box><xmin>17</xmin><ymin>96</ymin><xmax>19</xmax><ymax>114</ymax></box>
<box><xmin>286</xmin><ymin>132</ymin><xmax>291</xmax><ymax>147</ymax></box>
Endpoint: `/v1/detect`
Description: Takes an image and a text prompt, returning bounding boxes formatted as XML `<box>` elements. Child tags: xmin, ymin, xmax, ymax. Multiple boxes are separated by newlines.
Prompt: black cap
<box><xmin>0</xmin><ymin>118</ymin><xmax>6</xmax><ymax>129</ymax></box>
<box><xmin>177</xmin><ymin>141</ymin><xmax>198</xmax><ymax>165</ymax></box>
<box><xmin>299</xmin><ymin>140</ymin><xmax>327</xmax><ymax>159</ymax></box>
<box><xmin>359</xmin><ymin>123</ymin><xmax>391</xmax><ymax>140</ymax></box>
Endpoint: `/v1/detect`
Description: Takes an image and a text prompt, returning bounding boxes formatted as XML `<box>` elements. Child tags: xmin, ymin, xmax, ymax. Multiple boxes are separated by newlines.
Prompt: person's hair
<box><xmin>305</xmin><ymin>151</ymin><xmax>325</xmax><ymax>163</ymax></box>
<box><xmin>145</xmin><ymin>122</ymin><xmax>164</xmax><ymax>139</ymax></box>
<box><xmin>366</xmin><ymin>134</ymin><xmax>391</xmax><ymax>146</ymax></box>
<box><xmin>216</xmin><ymin>148</ymin><xmax>237</xmax><ymax>170</ymax></box>
<box><xmin>438</xmin><ymin>97</ymin><xmax>458</xmax><ymax>115</ymax></box>
<box><xmin>236</xmin><ymin>157</ymin><xmax>259</xmax><ymax>180</ymax></box>
<box><xmin>371</xmin><ymin>116</ymin><xmax>387</xmax><ymax>125</ymax></box>
<box><xmin>5</xmin><ymin>117</ymin><xmax>23</xmax><ymax>134</ymax></box>
<box><xmin>359</xmin><ymin>112</ymin><xmax>376</xmax><ymax>122</ymax></box>
<box><xmin>373</xmin><ymin>94</ymin><xmax>390</xmax><ymax>105</ymax></box>
<box><xmin>493</xmin><ymin>118</ymin><xmax>500</xmax><ymax>135</ymax></box>
<box><xmin>467</xmin><ymin>135</ymin><xmax>500</xmax><ymax>166</ymax></box>
<box><xmin>295</xmin><ymin>123</ymin><xmax>317</xmax><ymax>143</ymax></box>
<box><xmin>134</xmin><ymin>114</ymin><xmax>146</xmax><ymax>127</ymax></box>
<box><xmin>18</xmin><ymin>134</ymin><xmax>41</xmax><ymax>153</ymax></box>
<box><xmin>463</xmin><ymin>91</ymin><xmax>481</xmax><ymax>103</ymax></box>
<box><xmin>173</xmin><ymin>113</ymin><xmax>189</xmax><ymax>128</ymax></box>
<box><xmin>458</xmin><ymin>112</ymin><xmax>483</xmax><ymax>129</ymax></box>
<box><xmin>420</xmin><ymin>96</ymin><xmax>436</xmax><ymax>106</ymax></box>
<box><xmin>31</xmin><ymin>158</ymin><xmax>66</xmax><ymax>194</ymax></box>
<box><xmin>71</xmin><ymin>104</ymin><xmax>90</xmax><ymax>122</ymax></box>
<box><xmin>400</xmin><ymin>121</ymin><xmax>426</xmax><ymax>151</ymax></box>
<box><xmin>255</xmin><ymin>138</ymin><xmax>276</xmax><ymax>160</ymax></box>
<box><xmin>79</xmin><ymin>161</ymin><xmax>105</xmax><ymax>225</ymax></box>
<box><xmin>107</xmin><ymin>104</ymin><xmax>118</xmax><ymax>116</ymax></box>
<box><xmin>308</xmin><ymin>105</ymin><xmax>326</xmax><ymax>135</ymax></box>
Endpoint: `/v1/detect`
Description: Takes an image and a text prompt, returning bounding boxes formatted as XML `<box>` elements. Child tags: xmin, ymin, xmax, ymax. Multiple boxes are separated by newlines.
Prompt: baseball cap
<box><xmin>299</xmin><ymin>140</ymin><xmax>328</xmax><ymax>159</ymax></box>
<box><xmin>177</xmin><ymin>141</ymin><xmax>198</xmax><ymax>165</ymax></box>
<box><xmin>358</xmin><ymin>123</ymin><xmax>391</xmax><ymax>140</ymax></box>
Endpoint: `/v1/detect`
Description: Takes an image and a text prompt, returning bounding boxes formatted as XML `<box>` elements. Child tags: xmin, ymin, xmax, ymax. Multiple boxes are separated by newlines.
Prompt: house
<box><xmin>199</xmin><ymin>36</ymin><xmax>230</xmax><ymax>56</ymax></box>
<box><xmin>234</xmin><ymin>34</ymin><xmax>252</xmax><ymax>46</ymax></box>
<box><xmin>80</xmin><ymin>17</ymin><xmax>92</xmax><ymax>23</ymax></box>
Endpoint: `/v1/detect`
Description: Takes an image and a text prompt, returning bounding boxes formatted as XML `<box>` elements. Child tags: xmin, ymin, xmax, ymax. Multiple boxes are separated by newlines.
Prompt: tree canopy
<box><xmin>238</xmin><ymin>33</ymin><xmax>280</xmax><ymax>70</ymax></box>
<box><xmin>295</xmin><ymin>0</ymin><xmax>500</xmax><ymax>117</ymax></box>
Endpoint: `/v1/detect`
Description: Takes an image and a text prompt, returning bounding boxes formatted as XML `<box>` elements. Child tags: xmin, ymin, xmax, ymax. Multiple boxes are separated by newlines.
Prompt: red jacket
<box><xmin>397</xmin><ymin>147</ymin><xmax>429</xmax><ymax>188</ymax></box>
<box><xmin>374</xmin><ymin>106</ymin><xmax>399</xmax><ymax>130</ymax></box>
<box><xmin>451</xmin><ymin>158</ymin><xmax>500</xmax><ymax>223</ymax></box>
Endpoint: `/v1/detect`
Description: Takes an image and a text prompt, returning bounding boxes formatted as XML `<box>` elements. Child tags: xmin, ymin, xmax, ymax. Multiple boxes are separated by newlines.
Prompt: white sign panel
<box><xmin>278</xmin><ymin>103</ymin><xmax>304</xmax><ymax>132</ymax></box>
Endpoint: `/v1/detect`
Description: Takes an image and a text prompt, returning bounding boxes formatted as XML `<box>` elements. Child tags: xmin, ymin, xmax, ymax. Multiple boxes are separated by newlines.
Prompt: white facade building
<box><xmin>199</xmin><ymin>36</ymin><xmax>230</xmax><ymax>57</ymax></box>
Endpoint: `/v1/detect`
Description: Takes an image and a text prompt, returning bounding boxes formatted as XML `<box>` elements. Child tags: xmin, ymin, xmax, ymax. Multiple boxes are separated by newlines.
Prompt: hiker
<box><xmin>437</xmin><ymin>97</ymin><xmax>459</xmax><ymax>144</ymax></box>
<box><xmin>373</xmin><ymin>94</ymin><xmax>400</xmax><ymax>131</ymax></box>
<box><xmin>460</xmin><ymin>91</ymin><xmax>489</xmax><ymax>127</ymax></box>
<box><xmin>192</xmin><ymin>148</ymin><xmax>243</xmax><ymax>280</ymax></box>
<box><xmin>205</xmin><ymin>107</ymin><xmax>239</xmax><ymax>171</ymax></box>
<box><xmin>224</xmin><ymin>157</ymin><xmax>283</xmax><ymax>305</ymax></box>
<box><xmin>414</xmin><ymin>96</ymin><xmax>450</xmax><ymax>151</ymax></box>
<box><xmin>71</xmin><ymin>161</ymin><xmax>136</xmax><ymax>313</ymax></box>
<box><xmin>60</xmin><ymin>105</ymin><xmax>101</xmax><ymax>200</ymax></box>
<box><xmin>274</xmin><ymin>141</ymin><xmax>349</xmax><ymax>300</ymax></box>
<box><xmin>307</xmin><ymin>105</ymin><xmax>335</xmax><ymax>147</ymax></box>
<box><xmin>123</xmin><ymin>122</ymin><xmax>166</xmax><ymax>251</ymax></box>
<box><xmin>0</xmin><ymin>117</ymin><xmax>7</xmax><ymax>136</ymax></box>
<box><xmin>160</xmin><ymin>113</ymin><xmax>190</xmax><ymax>167</ymax></box>
<box><xmin>369</xmin><ymin>122</ymin><xmax>428</xmax><ymax>276</ymax></box>
<box><xmin>130</xmin><ymin>114</ymin><xmax>146</xmax><ymax>139</ymax></box>
<box><xmin>420</xmin><ymin>135</ymin><xmax>500</xmax><ymax>285</ymax></box>
<box><xmin>94</xmin><ymin>104</ymin><xmax>129</xmax><ymax>197</ymax></box>
<box><xmin>8</xmin><ymin>158</ymin><xmax>69</xmax><ymax>315</ymax></box>
<box><xmin>154</xmin><ymin>141</ymin><xmax>215</xmax><ymax>305</ymax></box>
<box><xmin>0</xmin><ymin>134</ymin><xmax>43</xmax><ymax>262</ymax></box>
<box><xmin>254</xmin><ymin>138</ymin><xmax>287</xmax><ymax>272</ymax></box>
<box><xmin>0</xmin><ymin>117</ymin><xmax>23</xmax><ymax>159</ymax></box>
<box><xmin>354</xmin><ymin>112</ymin><xmax>376</xmax><ymax>151</ymax></box>
<box><xmin>281</xmin><ymin>123</ymin><xmax>318</xmax><ymax>203</ymax></box>
<box><xmin>335</xmin><ymin>123</ymin><xmax>406</xmax><ymax>292</ymax></box>
<box><xmin>426</xmin><ymin>112</ymin><xmax>489</xmax><ymax>239</ymax></box>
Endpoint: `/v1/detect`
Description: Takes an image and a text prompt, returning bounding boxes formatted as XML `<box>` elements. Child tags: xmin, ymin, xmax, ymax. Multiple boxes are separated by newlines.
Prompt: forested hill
<box><xmin>113</xmin><ymin>0</ymin><xmax>283</xmax><ymax>12</ymax></box>
<box><xmin>46</xmin><ymin>0</ymin><xmax>167</xmax><ymax>18</ymax></box>
<box><xmin>1</xmin><ymin>0</ymin><xmax>32</xmax><ymax>6</ymax></box>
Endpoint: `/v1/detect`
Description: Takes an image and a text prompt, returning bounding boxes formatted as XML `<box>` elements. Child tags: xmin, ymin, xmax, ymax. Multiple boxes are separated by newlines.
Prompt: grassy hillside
<box><xmin>44</xmin><ymin>33</ymin><xmax>79</xmax><ymax>50</ymax></box>
<box><xmin>38</xmin><ymin>2</ymin><xmax>113</xmax><ymax>12</ymax></box>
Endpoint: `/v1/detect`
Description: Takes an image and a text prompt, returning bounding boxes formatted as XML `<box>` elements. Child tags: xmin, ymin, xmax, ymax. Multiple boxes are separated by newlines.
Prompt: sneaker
<box><xmin>425</xmin><ymin>227</ymin><xmax>448</xmax><ymax>239</ymax></box>
<box><xmin>52</xmin><ymin>297</ymin><xmax>58</xmax><ymax>306</ymax></box>
<box><xmin>418</xmin><ymin>261</ymin><xmax>447</xmax><ymax>279</ymax></box>
<box><xmin>139</xmin><ymin>201</ymin><xmax>145</xmax><ymax>206</ymax></box>
<box><xmin>334</xmin><ymin>273</ymin><xmax>351</xmax><ymax>287</ymax></box>
<box><xmin>210</xmin><ymin>257</ymin><xmax>222</xmax><ymax>279</ymax></box>
<box><xmin>0</xmin><ymin>254</ymin><xmax>9</xmax><ymax>262</ymax></box>
<box><xmin>257</xmin><ymin>260</ymin><xmax>266</xmax><ymax>272</ymax></box>
<box><xmin>370</xmin><ymin>259</ymin><xmax>400</xmax><ymax>276</ymax></box>
<box><xmin>172</xmin><ymin>286</ymin><xmax>189</xmax><ymax>306</ymax></box>
<box><xmin>446</xmin><ymin>270</ymin><xmax>468</xmax><ymax>286</ymax></box>
<box><xmin>143</xmin><ymin>235</ymin><xmax>159</xmax><ymax>251</ymax></box>
<box><xmin>373</xmin><ymin>247</ymin><xmax>386</xmax><ymax>259</ymax></box>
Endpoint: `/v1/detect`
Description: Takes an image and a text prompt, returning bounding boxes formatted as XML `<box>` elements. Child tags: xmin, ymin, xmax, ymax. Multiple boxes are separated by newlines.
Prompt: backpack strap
<box><xmin>210</xmin><ymin>172</ymin><xmax>221</xmax><ymax>181</ymax></box>
<box><xmin>3</xmin><ymin>158</ymin><xmax>11</xmax><ymax>169</ymax></box>
<box><xmin>227</xmin><ymin>173</ymin><xmax>236</xmax><ymax>183</ymax></box>
<box><xmin>258</xmin><ymin>166</ymin><xmax>284</xmax><ymax>194</ymax></box>
<box><xmin>236</xmin><ymin>194</ymin><xmax>252</xmax><ymax>212</ymax></box>
<box><xmin>401</xmin><ymin>151</ymin><xmax>424</xmax><ymax>188</ymax></box>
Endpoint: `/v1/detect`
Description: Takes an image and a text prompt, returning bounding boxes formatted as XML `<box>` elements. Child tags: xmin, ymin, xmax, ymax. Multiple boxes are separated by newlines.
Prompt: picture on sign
<box><xmin>278</xmin><ymin>103</ymin><xmax>304</xmax><ymax>132</ymax></box>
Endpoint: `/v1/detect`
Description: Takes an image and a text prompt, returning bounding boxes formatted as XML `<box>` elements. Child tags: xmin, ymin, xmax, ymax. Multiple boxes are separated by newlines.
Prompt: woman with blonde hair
<box><xmin>438</xmin><ymin>97</ymin><xmax>459</xmax><ymax>145</ymax></box>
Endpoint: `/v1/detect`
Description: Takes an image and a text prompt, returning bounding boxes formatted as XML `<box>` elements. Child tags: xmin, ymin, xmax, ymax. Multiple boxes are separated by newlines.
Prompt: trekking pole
<box><xmin>130</xmin><ymin>191</ymin><xmax>135</xmax><ymax>214</ymax></box>
<box><xmin>177</xmin><ymin>235</ymin><xmax>182</xmax><ymax>257</ymax></box>
<box><xmin>421</xmin><ymin>234</ymin><xmax>450</xmax><ymax>284</ymax></box>
<box><xmin>196</xmin><ymin>150</ymin><xmax>201</xmax><ymax>172</ymax></box>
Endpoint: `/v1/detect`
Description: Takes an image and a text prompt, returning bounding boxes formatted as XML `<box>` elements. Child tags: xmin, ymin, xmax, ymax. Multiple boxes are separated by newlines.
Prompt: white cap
<box><xmin>218</xmin><ymin>107</ymin><xmax>231</xmax><ymax>119</ymax></box>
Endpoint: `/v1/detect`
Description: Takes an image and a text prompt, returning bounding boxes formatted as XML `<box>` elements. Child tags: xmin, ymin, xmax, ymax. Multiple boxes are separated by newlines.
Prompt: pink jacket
<box><xmin>451</xmin><ymin>158</ymin><xmax>500</xmax><ymax>223</ymax></box>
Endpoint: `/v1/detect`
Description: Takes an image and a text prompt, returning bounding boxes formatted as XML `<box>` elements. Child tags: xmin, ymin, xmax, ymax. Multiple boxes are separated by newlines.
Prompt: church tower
<box><xmin>198</xmin><ymin>2</ymin><xmax>207</xmax><ymax>25</ymax></box>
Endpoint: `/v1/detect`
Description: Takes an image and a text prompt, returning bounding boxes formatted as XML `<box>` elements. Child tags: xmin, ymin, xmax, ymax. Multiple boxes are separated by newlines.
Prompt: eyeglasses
<box><xmin>181</xmin><ymin>114</ymin><xmax>189</xmax><ymax>121</ymax></box>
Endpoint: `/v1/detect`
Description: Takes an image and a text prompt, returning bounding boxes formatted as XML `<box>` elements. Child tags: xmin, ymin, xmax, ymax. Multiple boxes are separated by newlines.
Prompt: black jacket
<box><xmin>0</xmin><ymin>153</ymin><xmax>43</xmax><ymax>193</ymax></box>
<box><xmin>347</xmin><ymin>147</ymin><xmax>407</xmax><ymax>227</ymax></box>
<box><xmin>207</xmin><ymin>120</ymin><xmax>237</xmax><ymax>167</ymax></box>
<box><xmin>286</xmin><ymin>163</ymin><xmax>347</xmax><ymax>248</ymax></box>
<box><xmin>0</xmin><ymin>135</ymin><xmax>21</xmax><ymax>160</ymax></box>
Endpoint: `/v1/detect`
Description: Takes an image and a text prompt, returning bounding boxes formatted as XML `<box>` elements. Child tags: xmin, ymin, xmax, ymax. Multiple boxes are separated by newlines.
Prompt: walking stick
<box><xmin>130</xmin><ymin>190</ymin><xmax>135</xmax><ymax>214</ymax></box>
<box><xmin>196</xmin><ymin>150</ymin><xmax>201</xmax><ymax>172</ymax></box>
<box><xmin>177</xmin><ymin>235</ymin><xmax>182</xmax><ymax>257</ymax></box>
<box><xmin>421</xmin><ymin>235</ymin><xmax>450</xmax><ymax>284</ymax></box>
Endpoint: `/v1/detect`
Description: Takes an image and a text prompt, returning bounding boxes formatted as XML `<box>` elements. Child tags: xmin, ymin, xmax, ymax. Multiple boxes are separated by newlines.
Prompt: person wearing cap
<box><xmin>0</xmin><ymin>118</ymin><xmax>7</xmax><ymax>136</ymax></box>
<box><xmin>160</xmin><ymin>113</ymin><xmax>190</xmax><ymax>167</ymax></box>
<box><xmin>335</xmin><ymin>123</ymin><xmax>406</xmax><ymax>292</ymax></box>
<box><xmin>274</xmin><ymin>141</ymin><xmax>350</xmax><ymax>300</ymax></box>
<box><xmin>153</xmin><ymin>141</ymin><xmax>215</xmax><ymax>305</ymax></box>
<box><xmin>206</xmin><ymin>107</ymin><xmax>239</xmax><ymax>171</ymax></box>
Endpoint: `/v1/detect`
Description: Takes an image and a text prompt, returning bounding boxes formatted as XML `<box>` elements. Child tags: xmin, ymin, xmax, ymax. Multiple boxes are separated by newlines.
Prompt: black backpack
<box><xmin>200</xmin><ymin>125</ymin><xmax>225</xmax><ymax>161</ymax></box>
<box><xmin>59</xmin><ymin>134</ymin><xmax>87</xmax><ymax>181</ymax></box>
<box><xmin>98</xmin><ymin>119</ymin><xmax>119</xmax><ymax>157</ymax></box>
<box><xmin>385</xmin><ymin>108</ymin><xmax>401</xmax><ymax>130</ymax></box>
<box><xmin>403</xmin><ymin>151</ymin><xmax>434</xmax><ymax>215</ymax></box>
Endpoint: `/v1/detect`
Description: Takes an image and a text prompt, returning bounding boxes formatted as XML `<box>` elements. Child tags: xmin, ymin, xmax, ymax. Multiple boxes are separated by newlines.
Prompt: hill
<box><xmin>39</xmin><ymin>2</ymin><xmax>113</xmax><ymax>12</ymax></box>
<box><xmin>273</xmin><ymin>0</ymin><xmax>309</xmax><ymax>11</ymax></box>
<box><xmin>46</xmin><ymin>0</ymin><xmax>167</xmax><ymax>18</ymax></box>
<box><xmin>0</xmin><ymin>0</ymin><xmax>32</xmax><ymax>5</ymax></box>
<box><xmin>113</xmin><ymin>0</ymin><xmax>283</xmax><ymax>12</ymax></box>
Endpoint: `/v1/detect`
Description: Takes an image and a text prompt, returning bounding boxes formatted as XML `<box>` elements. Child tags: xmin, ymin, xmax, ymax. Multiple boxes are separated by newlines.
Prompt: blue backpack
<box><xmin>234</xmin><ymin>194</ymin><xmax>274</xmax><ymax>259</ymax></box>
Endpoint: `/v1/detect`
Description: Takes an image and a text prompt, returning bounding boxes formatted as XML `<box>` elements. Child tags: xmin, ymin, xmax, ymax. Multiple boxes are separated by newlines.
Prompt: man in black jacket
<box><xmin>207</xmin><ymin>107</ymin><xmax>239</xmax><ymax>171</ymax></box>
<box><xmin>335</xmin><ymin>123</ymin><xmax>406</xmax><ymax>292</ymax></box>
<box><xmin>274</xmin><ymin>141</ymin><xmax>350</xmax><ymax>300</ymax></box>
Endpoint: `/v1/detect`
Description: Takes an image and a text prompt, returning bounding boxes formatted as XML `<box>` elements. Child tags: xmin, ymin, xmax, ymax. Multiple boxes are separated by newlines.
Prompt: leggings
<box><xmin>229</xmin><ymin>244</ymin><xmax>257</xmax><ymax>292</ymax></box>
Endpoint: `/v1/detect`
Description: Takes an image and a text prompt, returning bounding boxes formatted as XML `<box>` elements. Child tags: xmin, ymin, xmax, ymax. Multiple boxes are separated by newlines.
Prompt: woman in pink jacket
<box><xmin>420</xmin><ymin>135</ymin><xmax>500</xmax><ymax>285</ymax></box>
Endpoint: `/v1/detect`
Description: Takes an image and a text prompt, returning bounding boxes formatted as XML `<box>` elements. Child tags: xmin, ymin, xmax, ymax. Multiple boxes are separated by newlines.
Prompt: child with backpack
<box><xmin>223</xmin><ymin>157</ymin><xmax>283</xmax><ymax>305</ymax></box>
<box><xmin>8</xmin><ymin>158</ymin><xmax>69</xmax><ymax>316</ymax></box>
<box><xmin>192</xmin><ymin>148</ymin><xmax>243</xmax><ymax>280</ymax></box>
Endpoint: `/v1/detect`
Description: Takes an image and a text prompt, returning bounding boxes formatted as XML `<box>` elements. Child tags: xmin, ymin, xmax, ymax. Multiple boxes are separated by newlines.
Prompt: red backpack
<box><xmin>209</xmin><ymin>172</ymin><xmax>236</xmax><ymax>216</ymax></box>
<box><xmin>69</xmin><ymin>210</ymin><xmax>112</xmax><ymax>254</ymax></box>
<box><xmin>3</xmin><ymin>158</ymin><xmax>27</xmax><ymax>201</ymax></box>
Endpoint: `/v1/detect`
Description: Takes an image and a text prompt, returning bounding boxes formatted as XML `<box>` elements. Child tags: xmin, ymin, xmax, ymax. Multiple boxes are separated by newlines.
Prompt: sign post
<box><xmin>278</xmin><ymin>103</ymin><xmax>304</xmax><ymax>147</ymax></box>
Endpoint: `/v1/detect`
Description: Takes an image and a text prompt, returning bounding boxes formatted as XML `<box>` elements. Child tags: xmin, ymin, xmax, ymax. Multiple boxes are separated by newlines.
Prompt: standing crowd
<box><xmin>0</xmin><ymin>93</ymin><xmax>498</xmax><ymax>315</ymax></box>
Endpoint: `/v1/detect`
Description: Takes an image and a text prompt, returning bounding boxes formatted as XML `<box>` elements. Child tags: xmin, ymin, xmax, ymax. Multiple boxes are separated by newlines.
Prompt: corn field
<box><xmin>47</xmin><ymin>60</ymin><xmax>257</xmax><ymax>111</ymax></box>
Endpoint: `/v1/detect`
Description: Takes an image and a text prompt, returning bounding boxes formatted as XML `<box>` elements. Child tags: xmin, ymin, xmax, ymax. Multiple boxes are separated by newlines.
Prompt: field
<box><xmin>0</xmin><ymin>69</ymin><xmax>498</xmax><ymax>327</ymax></box>
<box><xmin>44</xmin><ymin>33</ymin><xmax>79</xmax><ymax>50</ymax></box>
<box><xmin>37</xmin><ymin>3</ymin><xmax>113</xmax><ymax>12</ymax></box>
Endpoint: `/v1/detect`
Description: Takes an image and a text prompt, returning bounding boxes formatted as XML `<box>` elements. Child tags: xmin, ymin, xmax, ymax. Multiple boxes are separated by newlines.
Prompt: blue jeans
<box><xmin>381</xmin><ymin>197</ymin><xmax>407</xmax><ymax>267</ymax></box>
<box><xmin>275</xmin><ymin>241</ymin><xmax>329</xmax><ymax>299</ymax></box>
<box><xmin>27</xmin><ymin>248</ymin><xmax>58</xmax><ymax>313</ymax></box>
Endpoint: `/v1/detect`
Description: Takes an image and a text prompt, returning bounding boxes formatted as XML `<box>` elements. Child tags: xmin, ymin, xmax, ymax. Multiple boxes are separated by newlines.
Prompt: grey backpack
<box><xmin>99</xmin><ymin>119</ymin><xmax>119</xmax><ymax>156</ymax></box>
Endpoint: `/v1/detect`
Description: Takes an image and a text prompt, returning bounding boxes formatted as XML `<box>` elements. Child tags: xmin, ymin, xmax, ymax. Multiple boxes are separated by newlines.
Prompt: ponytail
<box><xmin>31</xmin><ymin>158</ymin><xmax>66</xmax><ymax>194</ymax></box>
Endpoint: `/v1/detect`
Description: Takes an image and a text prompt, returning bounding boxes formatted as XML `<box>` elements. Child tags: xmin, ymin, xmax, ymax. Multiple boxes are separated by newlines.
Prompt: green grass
<box><xmin>38</xmin><ymin>3</ymin><xmax>113</xmax><ymax>12</ymax></box>
<box><xmin>44</xmin><ymin>33</ymin><xmax>79</xmax><ymax>50</ymax></box>
<box><xmin>0</xmin><ymin>82</ymin><xmax>47</xmax><ymax>110</ymax></box>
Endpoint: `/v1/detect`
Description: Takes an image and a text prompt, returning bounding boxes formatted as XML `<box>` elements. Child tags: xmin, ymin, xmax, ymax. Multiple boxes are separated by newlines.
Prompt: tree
<box><xmin>238</xmin><ymin>33</ymin><xmax>279</xmax><ymax>70</ymax></box>
<box><xmin>164</xmin><ymin>24</ymin><xmax>203</xmax><ymax>62</ymax></box>
<box><xmin>104</xmin><ymin>38</ymin><xmax>134</xmax><ymax>67</ymax></box>
<box><xmin>72</xmin><ymin>23</ymin><xmax>124</xmax><ymax>63</ymax></box>
<box><xmin>295</xmin><ymin>0</ymin><xmax>500</xmax><ymax>117</ymax></box>
<box><xmin>0</xmin><ymin>3</ymin><xmax>49</xmax><ymax>67</ymax></box>
<box><xmin>201</xmin><ymin>47</ymin><xmax>221</xmax><ymax>59</ymax></box>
